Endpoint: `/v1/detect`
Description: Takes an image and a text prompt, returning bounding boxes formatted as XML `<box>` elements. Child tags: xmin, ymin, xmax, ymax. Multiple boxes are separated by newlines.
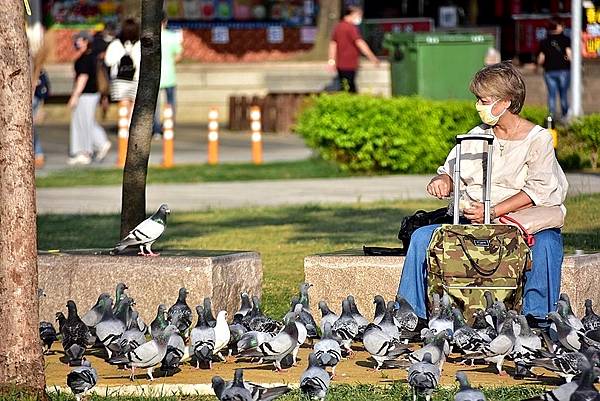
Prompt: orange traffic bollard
<box><xmin>162</xmin><ymin>105</ymin><xmax>174</xmax><ymax>168</ymax></box>
<box><xmin>117</xmin><ymin>100</ymin><xmax>129</xmax><ymax>167</ymax></box>
<box><xmin>250</xmin><ymin>105</ymin><xmax>262</xmax><ymax>165</ymax></box>
<box><xmin>208</xmin><ymin>108</ymin><xmax>219</xmax><ymax>165</ymax></box>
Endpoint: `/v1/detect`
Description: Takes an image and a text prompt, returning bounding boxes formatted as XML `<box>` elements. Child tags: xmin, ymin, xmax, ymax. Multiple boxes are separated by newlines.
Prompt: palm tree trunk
<box><xmin>0</xmin><ymin>1</ymin><xmax>47</xmax><ymax>398</ymax></box>
<box><xmin>120</xmin><ymin>0</ymin><xmax>164</xmax><ymax>237</ymax></box>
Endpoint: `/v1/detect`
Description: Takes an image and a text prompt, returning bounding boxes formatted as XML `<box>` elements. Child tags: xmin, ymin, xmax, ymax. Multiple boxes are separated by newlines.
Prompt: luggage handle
<box><xmin>456</xmin><ymin>234</ymin><xmax>506</xmax><ymax>276</ymax></box>
<box><xmin>453</xmin><ymin>133</ymin><xmax>495</xmax><ymax>225</ymax></box>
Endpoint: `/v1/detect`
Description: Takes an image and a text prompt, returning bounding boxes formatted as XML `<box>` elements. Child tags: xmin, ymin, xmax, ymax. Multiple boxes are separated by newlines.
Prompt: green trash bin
<box><xmin>383</xmin><ymin>33</ymin><xmax>495</xmax><ymax>100</ymax></box>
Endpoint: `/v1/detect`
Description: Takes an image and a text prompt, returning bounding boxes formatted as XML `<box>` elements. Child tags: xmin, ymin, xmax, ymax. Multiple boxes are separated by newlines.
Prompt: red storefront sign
<box><xmin>584</xmin><ymin>6</ymin><xmax>600</xmax><ymax>58</ymax></box>
<box><xmin>513</xmin><ymin>14</ymin><xmax>571</xmax><ymax>54</ymax></box>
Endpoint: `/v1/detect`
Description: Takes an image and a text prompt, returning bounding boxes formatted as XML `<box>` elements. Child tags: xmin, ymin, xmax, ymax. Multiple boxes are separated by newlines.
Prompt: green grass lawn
<box><xmin>37</xmin><ymin>195</ymin><xmax>600</xmax><ymax>319</ymax></box>
<box><xmin>35</xmin><ymin>159</ymin><xmax>369</xmax><ymax>188</ymax></box>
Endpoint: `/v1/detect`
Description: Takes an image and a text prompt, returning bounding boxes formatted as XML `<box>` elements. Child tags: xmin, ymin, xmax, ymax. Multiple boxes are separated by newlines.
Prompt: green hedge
<box><xmin>295</xmin><ymin>93</ymin><xmax>548</xmax><ymax>174</ymax></box>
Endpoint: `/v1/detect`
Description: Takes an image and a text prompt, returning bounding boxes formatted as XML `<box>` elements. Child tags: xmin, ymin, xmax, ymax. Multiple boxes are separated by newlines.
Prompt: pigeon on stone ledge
<box><xmin>112</xmin><ymin>204</ymin><xmax>170</xmax><ymax>256</ymax></box>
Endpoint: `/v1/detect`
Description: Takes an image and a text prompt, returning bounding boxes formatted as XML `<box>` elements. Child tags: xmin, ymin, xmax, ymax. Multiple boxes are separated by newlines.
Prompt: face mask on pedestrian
<box><xmin>475</xmin><ymin>99</ymin><xmax>509</xmax><ymax>126</ymax></box>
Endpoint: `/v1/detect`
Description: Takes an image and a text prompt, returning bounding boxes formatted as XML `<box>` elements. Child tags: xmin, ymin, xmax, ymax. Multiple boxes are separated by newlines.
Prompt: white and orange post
<box><xmin>117</xmin><ymin>100</ymin><xmax>130</xmax><ymax>167</ymax></box>
<box><xmin>208</xmin><ymin>108</ymin><xmax>219</xmax><ymax>165</ymax></box>
<box><xmin>250</xmin><ymin>105</ymin><xmax>262</xmax><ymax>165</ymax></box>
<box><xmin>162</xmin><ymin>105</ymin><xmax>174</xmax><ymax>168</ymax></box>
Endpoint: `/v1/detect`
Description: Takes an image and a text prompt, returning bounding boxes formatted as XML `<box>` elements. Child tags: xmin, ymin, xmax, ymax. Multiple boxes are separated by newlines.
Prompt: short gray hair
<box><xmin>469</xmin><ymin>61</ymin><xmax>526</xmax><ymax>114</ymax></box>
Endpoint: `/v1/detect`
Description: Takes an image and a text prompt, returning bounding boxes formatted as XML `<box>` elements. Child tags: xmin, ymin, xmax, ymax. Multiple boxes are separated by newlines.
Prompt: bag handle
<box><xmin>455</xmin><ymin>234</ymin><xmax>506</xmax><ymax>276</ymax></box>
<box><xmin>499</xmin><ymin>215</ymin><xmax>536</xmax><ymax>247</ymax></box>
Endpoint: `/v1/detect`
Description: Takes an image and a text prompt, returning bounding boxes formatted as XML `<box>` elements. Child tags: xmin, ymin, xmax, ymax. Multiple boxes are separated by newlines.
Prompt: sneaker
<box><xmin>35</xmin><ymin>154</ymin><xmax>45</xmax><ymax>169</ymax></box>
<box><xmin>95</xmin><ymin>141</ymin><xmax>112</xmax><ymax>162</ymax></box>
<box><xmin>67</xmin><ymin>153</ymin><xmax>92</xmax><ymax>166</ymax></box>
<box><xmin>152</xmin><ymin>133</ymin><xmax>163</xmax><ymax>141</ymax></box>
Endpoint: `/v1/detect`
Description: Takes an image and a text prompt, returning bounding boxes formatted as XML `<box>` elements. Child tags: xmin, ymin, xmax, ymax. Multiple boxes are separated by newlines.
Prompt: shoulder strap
<box><xmin>498</xmin><ymin>215</ymin><xmax>536</xmax><ymax>247</ymax></box>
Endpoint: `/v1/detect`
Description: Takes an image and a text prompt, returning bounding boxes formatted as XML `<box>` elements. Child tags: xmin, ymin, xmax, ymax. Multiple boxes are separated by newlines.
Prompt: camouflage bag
<box><xmin>427</xmin><ymin>224</ymin><xmax>531</xmax><ymax>319</ymax></box>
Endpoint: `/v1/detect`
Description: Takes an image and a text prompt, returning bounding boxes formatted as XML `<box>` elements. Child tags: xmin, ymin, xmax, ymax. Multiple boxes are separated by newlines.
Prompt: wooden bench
<box><xmin>304</xmin><ymin>249</ymin><xmax>600</xmax><ymax>321</ymax></box>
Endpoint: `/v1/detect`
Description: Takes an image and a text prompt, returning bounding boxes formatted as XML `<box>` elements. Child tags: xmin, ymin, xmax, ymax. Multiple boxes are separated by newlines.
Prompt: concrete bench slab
<box><xmin>304</xmin><ymin>249</ymin><xmax>600</xmax><ymax>320</ymax></box>
<box><xmin>38</xmin><ymin>249</ymin><xmax>262</xmax><ymax>323</ymax></box>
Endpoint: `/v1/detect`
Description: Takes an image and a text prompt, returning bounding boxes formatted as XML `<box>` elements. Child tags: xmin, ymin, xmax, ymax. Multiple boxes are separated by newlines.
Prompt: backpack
<box><xmin>116</xmin><ymin>41</ymin><xmax>136</xmax><ymax>81</ymax></box>
<box><xmin>34</xmin><ymin>70</ymin><xmax>50</xmax><ymax>101</ymax></box>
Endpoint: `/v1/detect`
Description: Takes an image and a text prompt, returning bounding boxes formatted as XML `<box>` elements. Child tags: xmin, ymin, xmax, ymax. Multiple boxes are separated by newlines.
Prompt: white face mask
<box><xmin>353</xmin><ymin>17</ymin><xmax>362</xmax><ymax>25</ymax></box>
<box><xmin>475</xmin><ymin>99</ymin><xmax>508</xmax><ymax>126</ymax></box>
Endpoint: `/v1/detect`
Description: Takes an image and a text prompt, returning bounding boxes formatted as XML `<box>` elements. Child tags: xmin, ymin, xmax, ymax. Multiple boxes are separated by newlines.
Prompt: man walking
<box><xmin>538</xmin><ymin>19</ymin><xmax>572</xmax><ymax>120</ymax></box>
<box><xmin>328</xmin><ymin>5</ymin><xmax>379</xmax><ymax>93</ymax></box>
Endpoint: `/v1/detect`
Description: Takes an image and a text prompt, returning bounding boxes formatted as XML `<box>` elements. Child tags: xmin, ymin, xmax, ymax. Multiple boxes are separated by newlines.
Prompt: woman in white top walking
<box><xmin>104</xmin><ymin>19</ymin><xmax>141</xmax><ymax>122</ymax></box>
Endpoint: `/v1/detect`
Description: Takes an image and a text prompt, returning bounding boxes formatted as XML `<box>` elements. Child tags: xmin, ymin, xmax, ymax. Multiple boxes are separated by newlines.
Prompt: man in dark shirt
<box><xmin>537</xmin><ymin>19</ymin><xmax>572</xmax><ymax>119</ymax></box>
<box><xmin>328</xmin><ymin>5</ymin><xmax>379</xmax><ymax>93</ymax></box>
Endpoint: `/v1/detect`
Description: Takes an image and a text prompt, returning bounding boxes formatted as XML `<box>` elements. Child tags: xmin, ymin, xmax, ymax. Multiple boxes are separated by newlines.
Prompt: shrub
<box><xmin>295</xmin><ymin>94</ymin><xmax>547</xmax><ymax>173</ymax></box>
<box><xmin>568</xmin><ymin>113</ymin><xmax>600</xmax><ymax>169</ymax></box>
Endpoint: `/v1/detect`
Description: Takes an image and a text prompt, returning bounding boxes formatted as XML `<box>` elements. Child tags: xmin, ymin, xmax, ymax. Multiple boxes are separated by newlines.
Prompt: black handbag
<box><xmin>363</xmin><ymin>207</ymin><xmax>452</xmax><ymax>256</ymax></box>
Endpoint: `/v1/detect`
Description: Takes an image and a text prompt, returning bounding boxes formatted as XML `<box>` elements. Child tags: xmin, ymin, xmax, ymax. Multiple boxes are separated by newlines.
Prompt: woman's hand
<box><xmin>463</xmin><ymin>202</ymin><xmax>485</xmax><ymax>224</ymax></box>
<box><xmin>68</xmin><ymin>95</ymin><xmax>79</xmax><ymax>109</ymax></box>
<box><xmin>427</xmin><ymin>174</ymin><xmax>452</xmax><ymax>199</ymax></box>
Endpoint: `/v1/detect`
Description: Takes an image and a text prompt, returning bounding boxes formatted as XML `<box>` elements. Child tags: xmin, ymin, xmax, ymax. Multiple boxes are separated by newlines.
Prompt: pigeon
<box><xmin>314</xmin><ymin>322</ymin><xmax>342</xmax><ymax>377</ymax></box>
<box><xmin>347</xmin><ymin>295</ymin><xmax>369</xmax><ymax>339</ymax></box>
<box><xmin>373</xmin><ymin>295</ymin><xmax>387</xmax><ymax>324</ymax></box>
<box><xmin>94</xmin><ymin>297</ymin><xmax>126</xmax><ymax>359</ymax></box>
<box><xmin>243</xmin><ymin>296</ymin><xmax>282</xmax><ymax>333</ymax></box>
<box><xmin>112</xmin><ymin>203</ymin><xmax>170</xmax><ymax>256</ymax></box>
<box><xmin>332</xmin><ymin>299</ymin><xmax>359</xmax><ymax>354</ymax></box>
<box><xmin>523</xmin><ymin>381</ymin><xmax>580</xmax><ymax>401</ymax></box>
<box><xmin>39</xmin><ymin>321</ymin><xmax>58</xmax><ymax>354</ymax></box>
<box><xmin>408</xmin><ymin>330</ymin><xmax>450</xmax><ymax>369</ymax></box>
<box><xmin>472</xmin><ymin>309</ymin><xmax>497</xmax><ymax>343</ymax></box>
<box><xmin>407</xmin><ymin>352</ymin><xmax>441</xmax><ymax>401</ymax></box>
<box><xmin>228</xmin><ymin>314</ymin><xmax>248</xmax><ymax>355</ymax></box>
<box><xmin>150</xmin><ymin>304</ymin><xmax>168</xmax><ymax>338</ymax></box>
<box><xmin>191</xmin><ymin>305</ymin><xmax>215</xmax><ymax>369</ymax></box>
<box><xmin>284</xmin><ymin>304</ymin><xmax>308</xmax><ymax>364</ymax></box>
<box><xmin>300</xmin><ymin>353</ymin><xmax>331</xmax><ymax>401</ymax></box>
<box><xmin>558</xmin><ymin>294</ymin><xmax>585</xmax><ymax>331</ymax></box>
<box><xmin>212</xmin><ymin>368</ymin><xmax>253</xmax><ymax>401</ymax></box>
<box><xmin>464</xmin><ymin>311</ymin><xmax>517</xmax><ymax>375</ymax></box>
<box><xmin>379</xmin><ymin>301</ymin><xmax>401</xmax><ymax>339</ymax></box>
<box><xmin>528</xmin><ymin>349</ymin><xmax>589</xmax><ymax>382</ymax></box>
<box><xmin>237</xmin><ymin>331</ymin><xmax>275</xmax><ymax>354</ymax></box>
<box><xmin>428</xmin><ymin>293</ymin><xmax>454</xmax><ymax>335</ymax></box>
<box><xmin>234</xmin><ymin>292</ymin><xmax>253</xmax><ymax>321</ymax></box>
<box><xmin>569</xmin><ymin>358</ymin><xmax>600</xmax><ymax>401</ymax></box>
<box><xmin>214</xmin><ymin>310</ymin><xmax>232</xmax><ymax>361</ymax></box>
<box><xmin>395</xmin><ymin>295</ymin><xmax>419</xmax><ymax>333</ymax></box>
<box><xmin>81</xmin><ymin>293</ymin><xmax>111</xmax><ymax>328</ymax></box>
<box><xmin>512</xmin><ymin>314</ymin><xmax>542</xmax><ymax>378</ymax></box>
<box><xmin>66</xmin><ymin>359</ymin><xmax>98</xmax><ymax>401</ymax></box>
<box><xmin>167</xmin><ymin>287</ymin><xmax>193</xmax><ymax>336</ymax></box>
<box><xmin>363</xmin><ymin>323</ymin><xmax>410</xmax><ymax>370</ymax></box>
<box><xmin>451</xmin><ymin>308</ymin><xmax>487</xmax><ymax>359</ymax></box>
<box><xmin>583</xmin><ymin>300</ymin><xmax>600</xmax><ymax>333</ymax></box>
<box><xmin>239</xmin><ymin>319</ymin><xmax>298</xmax><ymax>371</ymax></box>
<box><xmin>124</xmin><ymin>324</ymin><xmax>177</xmax><ymax>380</ymax></box>
<box><xmin>112</xmin><ymin>283</ymin><xmax>129</xmax><ymax>314</ymax></box>
<box><xmin>60</xmin><ymin>300</ymin><xmax>92</xmax><ymax>366</ymax></box>
<box><xmin>108</xmin><ymin>314</ymin><xmax>146</xmax><ymax>362</ymax></box>
<box><xmin>548</xmin><ymin>311</ymin><xmax>585</xmax><ymax>352</ymax></box>
<box><xmin>204</xmin><ymin>297</ymin><xmax>217</xmax><ymax>328</ymax></box>
<box><xmin>56</xmin><ymin>311</ymin><xmax>67</xmax><ymax>334</ymax></box>
<box><xmin>297</xmin><ymin>283</ymin><xmax>319</xmax><ymax>339</ymax></box>
<box><xmin>454</xmin><ymin>371</ymin><xmax>486</xmax><ymax>401</ymax></box>
<box><xmin>212</xmin><ymin>368</ymin><xmax>291</xmax><ymax>401</ymax></box>
<box><xmin>318</xmin><ymin>301</ymin><xmax>339</xmax><ymax>333</ymax></box>
<box><xmin>161</xmin><ymin>329</ymin><xmax>187</xmax><ymax>373</ymax></box>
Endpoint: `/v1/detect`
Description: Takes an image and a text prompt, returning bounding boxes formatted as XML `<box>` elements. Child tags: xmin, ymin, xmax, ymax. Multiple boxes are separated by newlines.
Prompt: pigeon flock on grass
<box><xmin>41</xmin><ymin>282</ymin><xmax>600</xmax><ymax>401</ymax></box>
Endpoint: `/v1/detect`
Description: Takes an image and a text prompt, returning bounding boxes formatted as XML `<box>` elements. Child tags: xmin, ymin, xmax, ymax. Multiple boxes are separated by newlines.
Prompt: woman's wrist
<box><xmin>490</xmin><ymin>206</ymin><xmax>497</xmax><ymax>221</ymax></box>
<box><xmin>327</xmin><ymin>58</ymin><xmax>336</xmax><ymax>66</ymax></box>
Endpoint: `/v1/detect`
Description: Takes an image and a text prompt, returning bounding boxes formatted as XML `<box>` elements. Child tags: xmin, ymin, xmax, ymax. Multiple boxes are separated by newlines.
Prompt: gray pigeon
<box><xmin>300</xmin><ymin>353</ymin><xmax>331</xmax><ymax>401</ymax></box>
<box><xmin>107</xmin><ymin>306</ymin><xmax>146</xmax><ymax>363</ymax></box>
<box><xmin>94</xmin><ymin>296</ymin><xmax>126</xmax><ymax>359</ymax></box>
<box><xmin>558</xmin><ymin>294</ymin><xmax>585</xmax><ymax>331</ymax></box>
<box><xmin>428</xmin><ymin>293</ymin><xmax>454</xmax><ymax>335</ymax></box>
<box><xmin>408</xmin><ymin>352</ymin><xmax>440</xmax><ymax>401</ymax></box>
<box><xmin>512</xmin><ymin>314</ymin><xmax>542</xmax><ymax>378</ymax></box>
<box><xmin>204</xmin><ymin>297</ymin><xmax>217</xmax><ymax>328</ymax></box>
<box><xmin>191</xmin><ymin>305</ymin><xmax>215</xmax><ymax>369</ymax></box>
<box><xmin>234</xmin><ymin>292</ymin><xmax>253</xmax><ymax>321</ymax></box>
<box><xmin>283</xmin><ymin>304</ymin><xmax>308</xmax><ymax>364</ymax></box>
<box><xmin>529</xmin><ymin>349</ymin><xmax>589</xmax><ymax>383</ymax></box>
<box><xmin>569</xmin><ymin>358</ymin><xmax>600</xmax><ymax>401</ymax></box>
<box><xmin>213</xmin><ymin>368</ymin><xmax>253</xmax><ymax>401</ymax></box>
<box><xmin>314</xmin><ymin>322</ymin><xmax>342</xmax><ymax>377</ymax></box>
<box><xmin>332</xmin><ymin>299</ymin><xmax>359</xmax><ymax>354</ymax></box>
<box><xmin>347</xmin><ymin>295</ymin><xmax>369</xmax><ymax>339</ymax></box>
<box><xmin>66</xmin><ymin>359</ymin><xmax>98</xmax><ymax>401</ymax></box>
<box><xmin>212</xmin><ymin>368</ymin><xmax>291</xmax><ymax>401</ymax></box>
<box><xmin>395</xmin><ymin>295</ymin><xmax>419</xmax><ymax>332</ymax></box>
<box><xmin>523</xmin><ymin>381</ymin><xmax>579</xmax><ymax>401</ymax></box>
<box><xmin>548</xmin><ymin>312</ymin><xmax>585</xmax><ymax>352</ymax></box>
<box><xmin>81</xmin><ymin>293</ymin><xmax>111</xmax><ymax>328</ymax></box>
<box><xmin>318</xmin><ymin>301</ymin><xmax>339</xmax><ymax>333</ymax></box>
<box><xmin>113</xmin><ymin>204</ymin><xmax>170</xmax><ymax>255</ymax></box>
<box><xmin>243</xmin><ymin>296</ymin><xmax>282</xmax><ymax>333</ymax></box>
<box><xmin>583</xmin><ymin>300</ymin><xmax>600</xmax><ymax>333</ymax></box>
<box><xmin>60</xmin><ymin>300</ymin><xmax>93</xmax><ymax>366</ymax></box>
<box><xmin>127</xmin><ymin>324</ymin><xmax>178</xmax><ymax>381</ymax></box>
<box><xmin>39</xmin><ymin>321</ymin><xmax>58</xmax><ymax>354</ymax></box>
<box><xmin>408</xmin><ymin>330</ymin><xmax>450</xmax><ymax>370</ymax></box>
<box><xmin>454</xmin><ymin>371</ymin><xmax>486</xmax><ymax>401</ymax></box>
<box><xmin>363</xmin><ymin>323</ymin><xmax>410</xmax><ymax>370</ymax></box>
<box><xmin>237</xmin><ymin>331</ymin><xmax>275</xmax><ymax>354</ymax></box>
<box><xmin>296</xmin><ymin>284</ymin><xmax>319</xmax><ymax>339</ymax></box>
<box><xmin>167</xmin><ymin>287</ymin><xmax>193</xmax><ymax>336</ymax></box>
<box><xmin>239</xmin><ymin>320</ymin><xmax>298</xmax><ymax>371</ymax></box>
<box><xmin>112</xmin><ymin>283</ymin><xmax>129</xmax><ymax>314</ymax></box>
<box><xmin>150</xmin><ymin>304</ymin><xmax>168</xmax><ymax>338</ymax></box>
<box><xmin>472</xmin><ymin>309</ymin><xmax>497</xmax><ymax>343</ymax></box>
<box><xmin>161</xmin><ymin>330</ymin><xmax>187</xmax><ymax>373</ymax></box>
<box><xmin>373</xmin><ymin>295</ymin><xmax>387</xmax><ymax>325</ymax></box>
<box><xmin>452</xmin><ymin>308</ymin><xmax>487</xmax><ymax>357</ymax></box>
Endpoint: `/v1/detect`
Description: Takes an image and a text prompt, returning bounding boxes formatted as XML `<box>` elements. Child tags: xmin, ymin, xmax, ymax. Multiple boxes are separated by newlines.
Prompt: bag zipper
<box><xmin>444</xmin><ymin>285</ymin><xmax>517</xmax><ymax>290</ymax></box>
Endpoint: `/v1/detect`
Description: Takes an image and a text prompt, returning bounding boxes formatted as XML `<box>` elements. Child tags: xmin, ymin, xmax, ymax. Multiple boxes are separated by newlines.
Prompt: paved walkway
<box><xmin>36</xmin><ymin>173</ymin><xmax>600</xmax><ymax>214</ymax></box>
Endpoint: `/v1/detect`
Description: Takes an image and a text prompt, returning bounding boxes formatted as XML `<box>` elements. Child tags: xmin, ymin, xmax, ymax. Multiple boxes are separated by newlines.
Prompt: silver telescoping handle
<box><xmin>452</xmin><ymin>133</ymin><xmax>495</xmax><ymax>225</ymax></box>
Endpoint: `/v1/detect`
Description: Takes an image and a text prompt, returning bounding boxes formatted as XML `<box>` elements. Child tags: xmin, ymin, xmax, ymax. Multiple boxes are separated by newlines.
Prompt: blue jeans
<box><xmin>544</xmin><ymin>70</ymin><xmax>570</xmax><ymax>118</ymax></box>
<box><xmin>397</xmin><ymin>224</ymin><xmax>563</xmax><ymax>320</ymax></box>
<box><xmin>33</xmin><ymin>96</ymin><xmax>43</xmax><ymax>156</ymax></box>
<box><xmin>153</xmin><ymin>86</ymin><xmax>177</xmax><ymax>134</ymax></box>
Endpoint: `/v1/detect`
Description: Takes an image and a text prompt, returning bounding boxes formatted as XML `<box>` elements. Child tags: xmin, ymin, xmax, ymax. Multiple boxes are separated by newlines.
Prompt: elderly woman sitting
<box><xmin>397</xmin><ymin>61</ymin><xmax>568</xmax><ymax>327</ymax></box>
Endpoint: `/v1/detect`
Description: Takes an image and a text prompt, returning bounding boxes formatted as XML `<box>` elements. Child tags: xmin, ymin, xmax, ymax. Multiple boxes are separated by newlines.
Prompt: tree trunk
<box><xmin>120</xmin><ymin>0</ymin><xmax>164</xmax><ymax>238</ymax></box>
<box><xmin>0</xmin><ymin>1</ymin><xmax>47</xmax><ymax>399</ymax></box>
<box><xmin>300</xmin><ymin>0</ymin><xmax>341</xmax><ymax>60</ymax></box>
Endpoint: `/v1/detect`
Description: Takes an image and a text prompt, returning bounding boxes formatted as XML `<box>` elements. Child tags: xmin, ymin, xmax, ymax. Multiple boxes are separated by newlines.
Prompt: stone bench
<box><xmin>304</xmin><ymin>249</ymin><xmax>600</xmax><ymax>320</ymax></box>
<box><xmin>38</xmin><ymin>249</ymin><xmax>262</xmax><ymax>323</ymax></box>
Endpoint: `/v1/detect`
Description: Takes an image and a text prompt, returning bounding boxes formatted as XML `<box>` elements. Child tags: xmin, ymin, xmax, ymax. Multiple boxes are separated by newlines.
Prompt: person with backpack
<box><xmin>104</xmin><ymin>19</ymin><xmax>141</xmax><ymax>114</ymax></box>
<box><xmin>68</xmin><ymin>31</ymin><xmax>112</xmax><ymax>165</ymax></box>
